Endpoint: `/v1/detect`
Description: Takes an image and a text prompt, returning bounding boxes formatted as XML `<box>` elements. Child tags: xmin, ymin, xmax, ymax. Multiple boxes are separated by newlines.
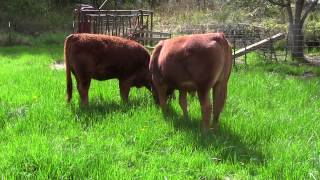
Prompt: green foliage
<box><xmin>0</xmin><ymin>0</ymin><xmax>76</xmax><ymax>34</ymax></box>
<box><xmin>260</xmin><ymin>19</ymin><xmax>287</xmax><ymax>32</ymax></box>
<box><xmin>0</xmin><ymin>42</ymin><xmax>319</xmax><ymax>178</ymax></box>
<box><xmin>305</xmin><ymin>13</ymin><xmax>320</xmax><ymax>34</ymax></box>
<box><xmin>0</xmin><ymin>31</ymin><xmax>67</xmax><ymax>46</ymax></box>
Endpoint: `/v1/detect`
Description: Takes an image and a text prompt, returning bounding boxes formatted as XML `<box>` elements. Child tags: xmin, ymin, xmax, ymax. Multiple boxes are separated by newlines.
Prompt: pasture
<box><xmin>0</xmin><ymin>41</ymin><xmax>320</xmax><ymax>179</ymax></box>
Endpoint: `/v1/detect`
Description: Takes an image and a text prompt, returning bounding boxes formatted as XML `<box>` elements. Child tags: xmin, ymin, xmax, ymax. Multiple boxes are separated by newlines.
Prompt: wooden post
<box><xmin>116</xmin><ymin>14</ymin><xmax>121</xmax><ymax>36</ymax></box>
<box><xmin>243</xmin><ymin>32</ymin><xmax>247</xmax><ymax>65</ymax></box>
<box><xmin>139</xmin><ymin>10</ymin><xmax>143</xmax><ymax>28</ymax></box>
<box><xmin>284</xmin><ymin>35</ymin><xmax>288</xmax><ymax>61</ymax></box>
<box><xmin>151</xmin><ymin>12</ymin><xmax>153</xmax><ymax>45</ymax></box>
<box><xmin>139</xmin><ymin>10</ymin><xmax>144</xmax><ymax>44</ymax></box>
<box><xmin>99</xmin><ymin>11</ymin><xmax>102</xmax><ymax>33</ymax></box>
<box><xmin>233</xmin><ymin>30</ymin><xmax>236</xmax><ymax>65</ymax></box>
<box><xmin>151</xmin><ymin>12</ymin><xmax>153</xmax><ymax>33</ymax></box>
<box><xmin>121</xmin><ymin>16</ymin><xmax>125</xmax><ymax>36</ymax></box>
<box><xmin>8</xmin><ymin>21</ymin><xmax>12</xmax><ymax>45</ymax></box>
<box><xmin>269</xmin><ymin>31</ymin><xmax>278</xmax><ymax>61</ymax></box>
<box><xmin>106</xmin><ymin>14</ymin><xmax>110</xmax><ymax>34</ymax></box>
<box><xmin>146</xmin><ymin>16</ymin><xmax>149</xmax><ymax>44</ymax></box>
<box><xmin>72</xmin><ymin>20</ymin><xmax>75</xmax><ymax>33</ymax></box>
<box><xmin>72</xmin><ymin>11</ymin><xmax>76</xmax><ymax>33</ymax></box>
<box><xmin>93</xmin><ymin>16</ymin><xmax>96</xmax><ymax>33</ymax></box>
<box><xmin>112</xmin><ymin>15</ymin><xmax>116</xmax><ymax>36</ymax></box>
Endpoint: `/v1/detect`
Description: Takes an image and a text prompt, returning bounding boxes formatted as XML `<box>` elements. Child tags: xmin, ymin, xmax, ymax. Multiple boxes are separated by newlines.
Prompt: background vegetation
<box><xmin>0</xmin><ymin>0</ymin><xmax>319</xmax><ymax>34</ymax></box>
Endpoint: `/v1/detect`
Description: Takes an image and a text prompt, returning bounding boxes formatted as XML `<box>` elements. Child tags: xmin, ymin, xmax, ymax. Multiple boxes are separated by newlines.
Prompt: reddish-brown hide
<box><xmin>64</xmin><ymin>33</ymin><xmax>152</xmax><ymax>106</ymax></box>
<box><xmin>149</xmin><ymin>33</ymin><xmax>232</xmax><ymax>131</ymax></box>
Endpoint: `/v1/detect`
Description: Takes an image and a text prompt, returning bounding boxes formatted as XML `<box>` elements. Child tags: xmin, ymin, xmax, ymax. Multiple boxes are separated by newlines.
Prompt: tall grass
<box><xmin>0</xmin><ymin>44</ymin><xmax>319</xmax><ymax>179</ymax></box>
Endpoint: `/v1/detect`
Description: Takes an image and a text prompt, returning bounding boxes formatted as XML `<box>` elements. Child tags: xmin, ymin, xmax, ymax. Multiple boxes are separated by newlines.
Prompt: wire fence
<box><xmin>2</xmin><ymin>18</ymin><xmax>320</xmax><ymax>64</ymax></box>
<box><xmin>154</xmin><ymin>23</ymin><xmax>320</xmax><ymax>64</ymax></box>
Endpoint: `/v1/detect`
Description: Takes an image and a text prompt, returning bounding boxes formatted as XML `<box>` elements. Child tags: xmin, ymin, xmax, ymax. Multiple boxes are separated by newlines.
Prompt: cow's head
<box><xmin>132</xmin><ymin>68</ymin><xmax>158</xmax><ymax>103</ymax></box>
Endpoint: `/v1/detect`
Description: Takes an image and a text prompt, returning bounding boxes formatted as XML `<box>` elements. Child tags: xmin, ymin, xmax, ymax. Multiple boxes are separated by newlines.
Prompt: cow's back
<box><xmin>65</xmin><ymin>33</ymin><xmax>150</xmax><ymax>80</ymax></box>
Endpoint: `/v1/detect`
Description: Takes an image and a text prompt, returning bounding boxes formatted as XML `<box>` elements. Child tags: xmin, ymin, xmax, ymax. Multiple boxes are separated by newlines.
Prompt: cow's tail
<box><xmin>149</xmin><ymin>41</ymin><xmax>164</xmax><ymax>79</ymax></box>
<box><xmin>214</xmin><ymin>33</ymin><xmax>232</xmax><ymax>80</ymax></box>
<box><xmin>64</xmin><ymin>34</ymin><xmax>73</xmax><ymax>103</ymax></box>
<box><xmin>149</xmin><ymin>41</ymin><xmax>164</xmax><ymax>104</ymax></box>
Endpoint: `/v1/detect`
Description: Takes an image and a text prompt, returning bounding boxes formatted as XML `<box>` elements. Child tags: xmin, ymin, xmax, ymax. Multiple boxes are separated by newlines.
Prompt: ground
<box><xmin>307</xmin><ymin>56</ymin><xmax>320</xmax><ymax>66</ymax></box>
<box><xmin>0</xmin><ymin>44</ymin><xmax>319</xmax><ymax>179</ymax></box>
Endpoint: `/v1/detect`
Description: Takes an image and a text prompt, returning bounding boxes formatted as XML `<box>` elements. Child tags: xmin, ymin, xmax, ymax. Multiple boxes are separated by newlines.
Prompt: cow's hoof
<box><xmin>201</xmin><ymin>123</ymin><xmax>210</xmax><ymax>134</ymax></box>
<box><xmin>80</xmin><ymin>102</ymin><xmax>89</xmax><ymax>108</ymax></box>
<box><xmin>182</xmin><ymin>112</ymin><xmax>189</xmax><ymax>120</ymax></box>
<box><xmin>210</xmin><ymin>123</ymin><xmax>220</xmax><ymax>134</ymax></box>
<box><xmin>160</xmin><ymin>106</ymin><xmax>169</xmax><ymax>113</ymax></box>
<box><xmin>121</xmin><ymin>98</ymin><xmax>129</xmax><ymax>103</ymax></box>
<box><xmin>212</xmin><ymin>122</ymin><xmax>219</xmax><ymax>130</ymax></box>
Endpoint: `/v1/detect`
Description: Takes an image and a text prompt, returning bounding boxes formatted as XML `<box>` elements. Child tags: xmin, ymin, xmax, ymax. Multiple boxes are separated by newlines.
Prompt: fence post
<box><xmin>233</xmin><ymin>30</ymin><xmax>236</xmax><ymax>66</ymax></box>
<box><xmin>8</xmin><ymin>21</ymin><xmax>12</xmax><ymax>45</ymax></box>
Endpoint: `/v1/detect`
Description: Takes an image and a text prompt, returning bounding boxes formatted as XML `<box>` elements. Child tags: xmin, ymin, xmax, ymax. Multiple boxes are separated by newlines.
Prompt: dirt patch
<box><xmin>306</xmin><ymin>56</ymin><xmax>320</xmax><ymax>66</ymax></box>
<box><xmin>51</xmin><ymin>61</ymin><xmax>65</xmax><ymax>70</ymax></box>
<box><xmin>301</xmin><ymin>71</ymin><xmax>317</xmax><ymax>79</ymax></box>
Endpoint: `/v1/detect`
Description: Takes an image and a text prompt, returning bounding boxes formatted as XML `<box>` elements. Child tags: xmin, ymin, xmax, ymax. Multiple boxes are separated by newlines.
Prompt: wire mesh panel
<box><xmin>154</xmin><ymin>22</ymin><xmax>320</xmax><ymax>64</ymax></box>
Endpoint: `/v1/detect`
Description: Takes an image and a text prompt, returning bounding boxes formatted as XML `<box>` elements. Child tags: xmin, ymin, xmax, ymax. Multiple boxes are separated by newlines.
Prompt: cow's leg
<box><xmin>197</xmin><ymin>89</ymin><xmax>212</xmax><ymax>132</ymax></box>
<box><xmin>119</xmin><ymin>80</ymin><xmax>131</xmax><ymax>102</ymax></box>
<box><xmin>189</xmin><ymin>91</ymin><xmax>196</xmax><ymax>97</ymax></box>
<box><xmin>179</xmin><ymin>90</ymin><xmax>188</xmax><ymax>117</ymax></box>
<box><xmin>212</xmin><ymin>81</ymin><xmax>228</xmax><ymax>131</ymax></box>
<box><xmin>77</xmin><ymin>78</ymin><xmax>91</xmax><ymax>106</ymax></box>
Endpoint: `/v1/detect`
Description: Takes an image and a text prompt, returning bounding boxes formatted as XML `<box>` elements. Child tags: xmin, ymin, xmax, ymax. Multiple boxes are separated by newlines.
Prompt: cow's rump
<box><xmin>150</xmin><ymin>33</ymin><xmax>232</xmax><ymax>132</ymax></box>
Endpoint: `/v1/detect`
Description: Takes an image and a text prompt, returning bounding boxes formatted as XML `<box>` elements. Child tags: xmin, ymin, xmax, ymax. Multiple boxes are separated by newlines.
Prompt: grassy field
<box><xmin>0</xmin><ymin>42</ymin><xmax>319</xmax><ymax>179</ymax></box>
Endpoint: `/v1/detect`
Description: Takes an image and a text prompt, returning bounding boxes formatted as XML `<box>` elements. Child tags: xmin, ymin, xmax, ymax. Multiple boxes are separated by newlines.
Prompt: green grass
<box><xmin>0</xmin><ymin>43</ymin><xmax>319</xmax><ymax>179</ymax></box>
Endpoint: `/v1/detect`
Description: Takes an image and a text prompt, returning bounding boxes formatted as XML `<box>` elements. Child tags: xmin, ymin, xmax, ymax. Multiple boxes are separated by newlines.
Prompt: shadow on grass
<box><xmin>163</xmin><ymin>105</ymin><xmax>265</xmax><ymax>166</ymax></box>
<box><xmin>69</xmin><ymin>96</ymin><xmax>150</xmax><ymax>129</ymax></box>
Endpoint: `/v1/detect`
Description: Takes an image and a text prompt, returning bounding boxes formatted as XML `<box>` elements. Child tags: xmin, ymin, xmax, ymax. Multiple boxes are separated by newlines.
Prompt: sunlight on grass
<box><xmin>0</xmin><ymin>45</ymin><xmax>319</xmax><ymax>179</ymax></box>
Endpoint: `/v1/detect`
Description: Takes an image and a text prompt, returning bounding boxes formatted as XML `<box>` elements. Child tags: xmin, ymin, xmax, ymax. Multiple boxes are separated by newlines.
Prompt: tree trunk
<box><xmin>150</xmin><ymin>0</ymin><xmax>156</xmax><ymax>8</ymax></box>
<box><xmin>196</xmin><ymin>0</ymin><xmax>201</xmax><ymax>10</ymax></box>
<box><xmin>267</xmin><ymin>0</ymin><xmax>319</xmax><ymax>63</ymax></box>
<box><xmin>288</xmin><ymin>22</ymin><xmax>305</xmax><ymax>61</ymax></box>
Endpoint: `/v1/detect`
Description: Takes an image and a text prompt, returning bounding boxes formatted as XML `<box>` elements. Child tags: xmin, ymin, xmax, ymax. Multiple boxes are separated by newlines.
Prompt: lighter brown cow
<box><xmin>64</xmin><ymin>33</ymin><xmax>152</xmax><ymax>106</ymax></box>
<box><xmin>149</xmin><ymin>33</ymin><xmax>232</xmax><ymax>132</ymax></box>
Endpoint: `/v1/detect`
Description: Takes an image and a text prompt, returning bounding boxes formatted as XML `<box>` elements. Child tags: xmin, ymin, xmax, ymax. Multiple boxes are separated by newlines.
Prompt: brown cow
<box><xmin>149</xmin><ymin>33</ymin><xmax>232</xmax><ymax>132</ymax></box>
<box><xmin>64</xmin><ymin>33</ymin><xmax>153</xmax><ymax>106</ymax></box>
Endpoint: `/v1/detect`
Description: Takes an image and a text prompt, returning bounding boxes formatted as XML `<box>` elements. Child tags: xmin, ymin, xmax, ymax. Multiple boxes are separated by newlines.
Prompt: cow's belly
<box><xmin>90</xmin><ymin>68</ymin><xmax>121</xmax><ymax>81</ymax></box>
<box><xmin>165</xmin><ymin>77</ymin><xmax>198</xmax><ymax>91</ymax></box>
<box><xmin>89</xmin><ymin>64</ymin><xmax>127</xmax><ymax>80</ymax></box>
<box><xmin>178</xmin><ymin>81</ymin><xmax>197</xmax><ymax>91</ymax></box>
<box><xmin>163</xmin><ymin>69</ymin><xmax>216</xmax><ymax>92</ymax></box>
<box><xmin>91</xmin><ymin>73</ymin><xmax>117</xmax><ymax>81</ymax></box>
<box><xmin>161</xmin><ymin>64</ymin><xmax>197</xmax><ymax>91</ymax></box>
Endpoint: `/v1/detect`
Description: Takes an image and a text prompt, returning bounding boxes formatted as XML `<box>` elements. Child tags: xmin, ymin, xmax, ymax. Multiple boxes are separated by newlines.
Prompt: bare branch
<box><xmin>301</xmin><ymin>0</ymin><xmax>319</xmax><ymax>23</ymax></box>
<box><xmin>286</xmin><ymin>3</ymin><xmax>294</xmax><ymax>24</ymax></box>
<box><xmin>267</xmin><ymin>0</ymin><xmax>293</xmax><ymax>23</ymax></box>
<box><xmin>267</xmin><ymin>0</ymin><xmax>289</xmax><ymax>7</ymax></box>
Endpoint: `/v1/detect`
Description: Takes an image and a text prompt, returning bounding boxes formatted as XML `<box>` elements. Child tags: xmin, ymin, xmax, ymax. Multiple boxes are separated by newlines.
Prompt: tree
<box><xmin>267</xmin><ymin>0</ymin><xmax>319</xmax><ymax>62</ymax></box>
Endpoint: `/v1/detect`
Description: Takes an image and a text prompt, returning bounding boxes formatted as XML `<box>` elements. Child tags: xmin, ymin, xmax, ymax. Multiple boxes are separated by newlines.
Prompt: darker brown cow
<box><xmin>64</xmin><ymin>33</ymin><xmax>152</xmax><ymax>106</ymax></box>
<box><xmin>149</xmin><ymin>33</ymin><xmax>232</xmax><ymax>132</ymax></box>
